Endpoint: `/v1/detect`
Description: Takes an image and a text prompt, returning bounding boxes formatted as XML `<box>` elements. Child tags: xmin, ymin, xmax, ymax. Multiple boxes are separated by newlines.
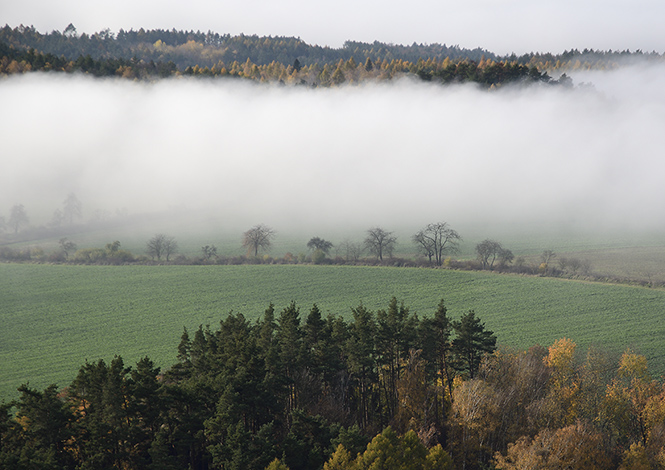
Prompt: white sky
<box><xmin>3</xmin><ymin>0</ymin><xmax>665</xmax><ymax>55</ymax></box>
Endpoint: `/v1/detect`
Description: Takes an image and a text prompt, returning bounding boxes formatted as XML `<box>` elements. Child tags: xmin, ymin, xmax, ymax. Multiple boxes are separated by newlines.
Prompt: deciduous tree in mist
<box><xmin>475</xmin><ymin>239</ymin><xmax>513</xmax><ymax>270</ymax></box>
<box><xmin>201</xmin><ymin>245</ymin><xmax>217</xmax><ymax>260</ymax></box>
<box><xmin>59</xmin><ymin>237</ymin><xmax>77</xmax><ymax>258</ymax></box>
<box><xmin>339</xmin><ymin>239</ymin><xmax>364</xmax><ymax>262</ymax></box>
<box><xmin>364</xmin><ymin>227</ymin><xmax>396</xmax><ymax>261</ymax></box>
<box><xmin>8</xmin><ymin>204</ymin><xmax>28</xmax><ymax>234</ymax></box>
<box><xmin>63</xmin><ymin>192</ymin><xmax>82</xmax><ymax>225</ymax></box>
<box><xmin>413</xmin><ymin>222</ymin><xmax>462</xmax><ymax>266</ymax></box>
<box><xmin>307</xmin><ymin>237</ymin><xmax>333</xmax><ymax>255</ymax></box>
<box><xmin>146</xmin><ymin>234</ymin><xmax>178</xmax><ymax>261</ymax></box>
<box><xmin>242</xmin><ymin>224</ymin><xmax>275</xmax><ymax>257</ymax></box>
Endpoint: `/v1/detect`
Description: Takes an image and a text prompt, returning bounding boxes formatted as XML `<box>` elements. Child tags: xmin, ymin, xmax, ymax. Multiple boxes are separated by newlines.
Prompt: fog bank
<box><xmin>2</xmin><ymin>65</ymin><xmax>665</xmax><ymax>238</ymax></box>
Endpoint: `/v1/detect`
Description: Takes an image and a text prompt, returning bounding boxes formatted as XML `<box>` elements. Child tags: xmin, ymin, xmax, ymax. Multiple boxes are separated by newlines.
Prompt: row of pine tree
<box><xmin>2</xmin><ymin>297</ymin><xmax>665</xmax><ymax>469</ymax></box>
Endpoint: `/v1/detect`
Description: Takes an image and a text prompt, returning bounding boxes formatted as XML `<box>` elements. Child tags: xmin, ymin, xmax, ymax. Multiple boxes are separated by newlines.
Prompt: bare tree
<box><xmin>364</xmin><ymin>227</ymin><xmax>397</xmax><ymax>260</ymax></box>
<box><xmin>476</xmin><ymin>239</ymin><xmax>513</xmax><ymax>270</ymax></box>
<box><xmin>413</xmin><ymin>222</ymin><xmax>462</xmax><ymax>266</ymax></box>
<box><xmin>242</xmin><ymin>224</ymin><xmax>275</xmax><ymax>257</ymax></box>
<box><xmin>146</xmin><ymin>233</ymin><xmax>178</xmax><ymax>261</ymax></box>
<box><xmin>163</xmin><ymin>236</ymin><xmax>178</xmax><ymax>261</ymax></box>
<box><xmin>338</xmin><ymin>239</ymin><xmax>364</xmax><ymax>261</ymax></box>
<box><xmin>541</xmin><ymin>250</ymin><xmax>556</xmax><ymax>265</ymax></box>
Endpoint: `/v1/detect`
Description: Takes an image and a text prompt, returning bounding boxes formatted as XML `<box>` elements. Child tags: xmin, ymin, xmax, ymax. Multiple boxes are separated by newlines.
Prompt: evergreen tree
<box><xmin>346</xmin><ymin>304</ymin><xmax>377</xmax><ymax>429</ymax></box>
<box><xmin>452</xmin><ymin>310</ymin><xmax>497</xmax><ymax>378</ymax></box>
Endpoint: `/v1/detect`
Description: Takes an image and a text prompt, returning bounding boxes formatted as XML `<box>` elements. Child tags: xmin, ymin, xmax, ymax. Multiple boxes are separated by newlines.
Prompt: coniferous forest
<box><xmin>2</xmin><ymin>297</ymin><xmax>665</xmax><ymax>470</ymax></box>
<box><xmin>2</xmin><ymin>24</ymin><xmax>662</xmax><ymax>86</ymax></box>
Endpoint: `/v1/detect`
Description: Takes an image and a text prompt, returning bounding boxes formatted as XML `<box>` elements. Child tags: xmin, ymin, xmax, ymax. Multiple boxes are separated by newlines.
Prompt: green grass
<box><xmin>2</xmin><ymin>262</ymin><xmax>665</xmax><ymax>402</ymax></box>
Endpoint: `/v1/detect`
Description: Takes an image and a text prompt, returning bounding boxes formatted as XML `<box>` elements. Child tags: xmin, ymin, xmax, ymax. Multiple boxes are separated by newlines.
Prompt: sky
<box><xmin>3</xmin><ymin>0</ymin><xmax>665</xmax><ymax>55</ymax></box>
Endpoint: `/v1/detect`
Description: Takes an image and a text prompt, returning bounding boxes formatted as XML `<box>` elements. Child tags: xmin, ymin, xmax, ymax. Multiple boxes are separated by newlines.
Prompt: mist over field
<box><xmin>2</xmin><ymin>63</ymin><xmax>665</xmax><ymax>242</ymax></box>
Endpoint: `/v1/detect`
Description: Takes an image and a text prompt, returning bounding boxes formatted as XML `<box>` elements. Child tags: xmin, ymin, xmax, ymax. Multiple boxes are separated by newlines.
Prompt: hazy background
<box><xmin>2</xmin><ymin>65</ymin><xmax>665</xmax><ymax>249</ymax></box>
<box><xmin>3</xmin><ymin>0</ymin><xmax>665</xmax><ymax>55</ymax></box>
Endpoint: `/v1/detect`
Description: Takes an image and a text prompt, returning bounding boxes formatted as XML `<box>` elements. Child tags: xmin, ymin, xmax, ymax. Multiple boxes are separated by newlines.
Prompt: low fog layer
<box><xmin>2</xmin><ymin>64</ymin><xmax>665</xmax><ymax>238</ymax></box>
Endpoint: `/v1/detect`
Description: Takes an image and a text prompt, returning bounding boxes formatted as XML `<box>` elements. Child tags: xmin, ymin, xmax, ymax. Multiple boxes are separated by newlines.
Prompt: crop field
<box><xmin>2</xmin><ymin>262</ymin><xmax>665</xmax><ymax>402</ymax></box>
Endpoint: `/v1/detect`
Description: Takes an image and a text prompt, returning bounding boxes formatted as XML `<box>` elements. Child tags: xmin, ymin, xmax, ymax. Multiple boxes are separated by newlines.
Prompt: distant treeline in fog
<box><xmin>1</xmin><ymin>24</ymin><xmax>662</xmax><ymax>85</ymax></box>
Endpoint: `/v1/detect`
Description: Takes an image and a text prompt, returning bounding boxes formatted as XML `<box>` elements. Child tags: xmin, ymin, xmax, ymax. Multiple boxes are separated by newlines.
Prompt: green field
<box><xmin>2</xmin><ymin>262</ymin><xmax>665</xmax><ymax>402</ymax></box>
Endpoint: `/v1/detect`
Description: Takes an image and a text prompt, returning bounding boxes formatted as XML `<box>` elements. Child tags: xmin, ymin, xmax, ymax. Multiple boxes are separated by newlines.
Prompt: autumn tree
<box><xmin>494</xmin><ymin>421</ymin><xmax>612</xmax><ymax>470</ymax></box>
<box><xmin>364</xmin><ymin>227</ymin><xmax>396</xmax><ymax>261</ymax></box>
<box><xmin>541</xmin><ymin>338</ymin><xmax>581</xmax><ymax>427</ymax></box>
<box><xmin>412</xmin><ymin>222</ymin><xmax>461</xmax><ymax>266</ymax></box>
<box><xmin>600</xmin><ymin>349</ymin><xmax>665</xmax><ymax>452</ymax></box>
<box><xmin>242</xmin><ymin>224</ymin><xmax>275</xmax><ymax>257</ymax></box>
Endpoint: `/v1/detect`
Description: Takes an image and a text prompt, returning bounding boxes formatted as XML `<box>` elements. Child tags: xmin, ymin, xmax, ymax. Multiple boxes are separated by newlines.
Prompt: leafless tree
<box><xmin>364</xmin><ymin>227</ymin><xmax>396</xmax><ymax>260</ymax></box>
<box><xmin>338</xmin><ymin>239</ymin><xmax>364</xmax><ymax>261</ymax></box>
<box><xmin>242</xmin><ymin>224</ymin><xmax>275</xmax><ymax>257</ymax></box>
<box><xmin>413</xmin><ymin>222</ymin><xmax>462</xmax><ymax>266</ymax></box>
<box><xmin>476</xmin><ymin>239</ymin><xmax>513</xmax><ymax>270</ymax></box>
<box><xmin>146</xmin><ymin>233</ymin><xmax>178</xmax><ymax>261</ymax></box>
<box><xmin>540</xmin><ymin>250</ymin><xmax>556</xmax><ymax>265</ymax></box>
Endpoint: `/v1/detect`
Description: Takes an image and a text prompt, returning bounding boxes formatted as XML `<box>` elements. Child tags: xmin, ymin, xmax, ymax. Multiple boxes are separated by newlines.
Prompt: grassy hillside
<box><xmin>2</xmin><ymin>262</ymin><xmax>665</xmax><ymax>402</ymax></box>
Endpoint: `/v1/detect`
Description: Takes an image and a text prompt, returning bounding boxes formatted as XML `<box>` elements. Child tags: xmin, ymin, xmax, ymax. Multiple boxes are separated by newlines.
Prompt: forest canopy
<box><xmin>2</xmin><ymin>298</ymin><xmax>665</xmax><ymax>470</ymax></box>
<box><xmin>1</xmin><ymin>24</ymin><xmax>662</xmax><ymax>85</ymax></box>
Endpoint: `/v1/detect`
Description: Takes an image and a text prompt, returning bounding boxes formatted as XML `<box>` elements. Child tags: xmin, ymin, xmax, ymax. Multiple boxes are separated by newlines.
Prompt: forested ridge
<box><xmin>1</xmin><ymin>24</ymin><xmax>662</xmax><ymax>86</ymax></box>
<box><xmin>2</xmin><ymin>297</ymin><xmax>665</xmax><ymax>470</ymax></box>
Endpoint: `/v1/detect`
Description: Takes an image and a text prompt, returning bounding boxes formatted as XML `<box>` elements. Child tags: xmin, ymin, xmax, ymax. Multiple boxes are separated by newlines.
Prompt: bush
<box><xmin>312</xmin><ymin>249</ymin><xmax>326</xmax><ymax>265</ymax></box>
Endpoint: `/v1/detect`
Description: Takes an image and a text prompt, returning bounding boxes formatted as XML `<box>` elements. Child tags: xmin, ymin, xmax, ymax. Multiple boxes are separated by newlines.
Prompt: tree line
<box><xmin>0</xmin><ymin>40</ymin><xmax>568</xmax><ymax>88</ymax></box>
<box><xmin>2</xmin><ymin>298</ymin><xmax>665</xmax><ymax>469</ymax></box>
<box><xmin>0</xmin><ymin>214</ymin><xmax>601</xmax><ymax>284</ymax></box>
<box><xmin>3</xmin><ymin>24</ymin><xmax>662</xmax><ymax>74</ymax></box>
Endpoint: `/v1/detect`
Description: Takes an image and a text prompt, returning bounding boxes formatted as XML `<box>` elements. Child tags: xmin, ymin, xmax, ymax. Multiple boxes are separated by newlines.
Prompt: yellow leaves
<box><xmin>545</xmin><ymin>338</ymin><xmax>576</xmax><ymax>378</ymax></box>
<box><xmin>619</xmin><ymin>442</ymin><xmax>651</xmax><ymax>470</ymax></box>
<box><xmin>451</xmin><ymin>379</ymin><xmax>500</xmax><ymax>434</ymax></box>
<box><xmin>619</xmin><ymin>349</ymin><xmax>650</xmax><ymax>382</ymax></box>
<box><xmin>494</xmin><ymin>421</ymin><xmax>611</xmax><ymax>470</ymax></box>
